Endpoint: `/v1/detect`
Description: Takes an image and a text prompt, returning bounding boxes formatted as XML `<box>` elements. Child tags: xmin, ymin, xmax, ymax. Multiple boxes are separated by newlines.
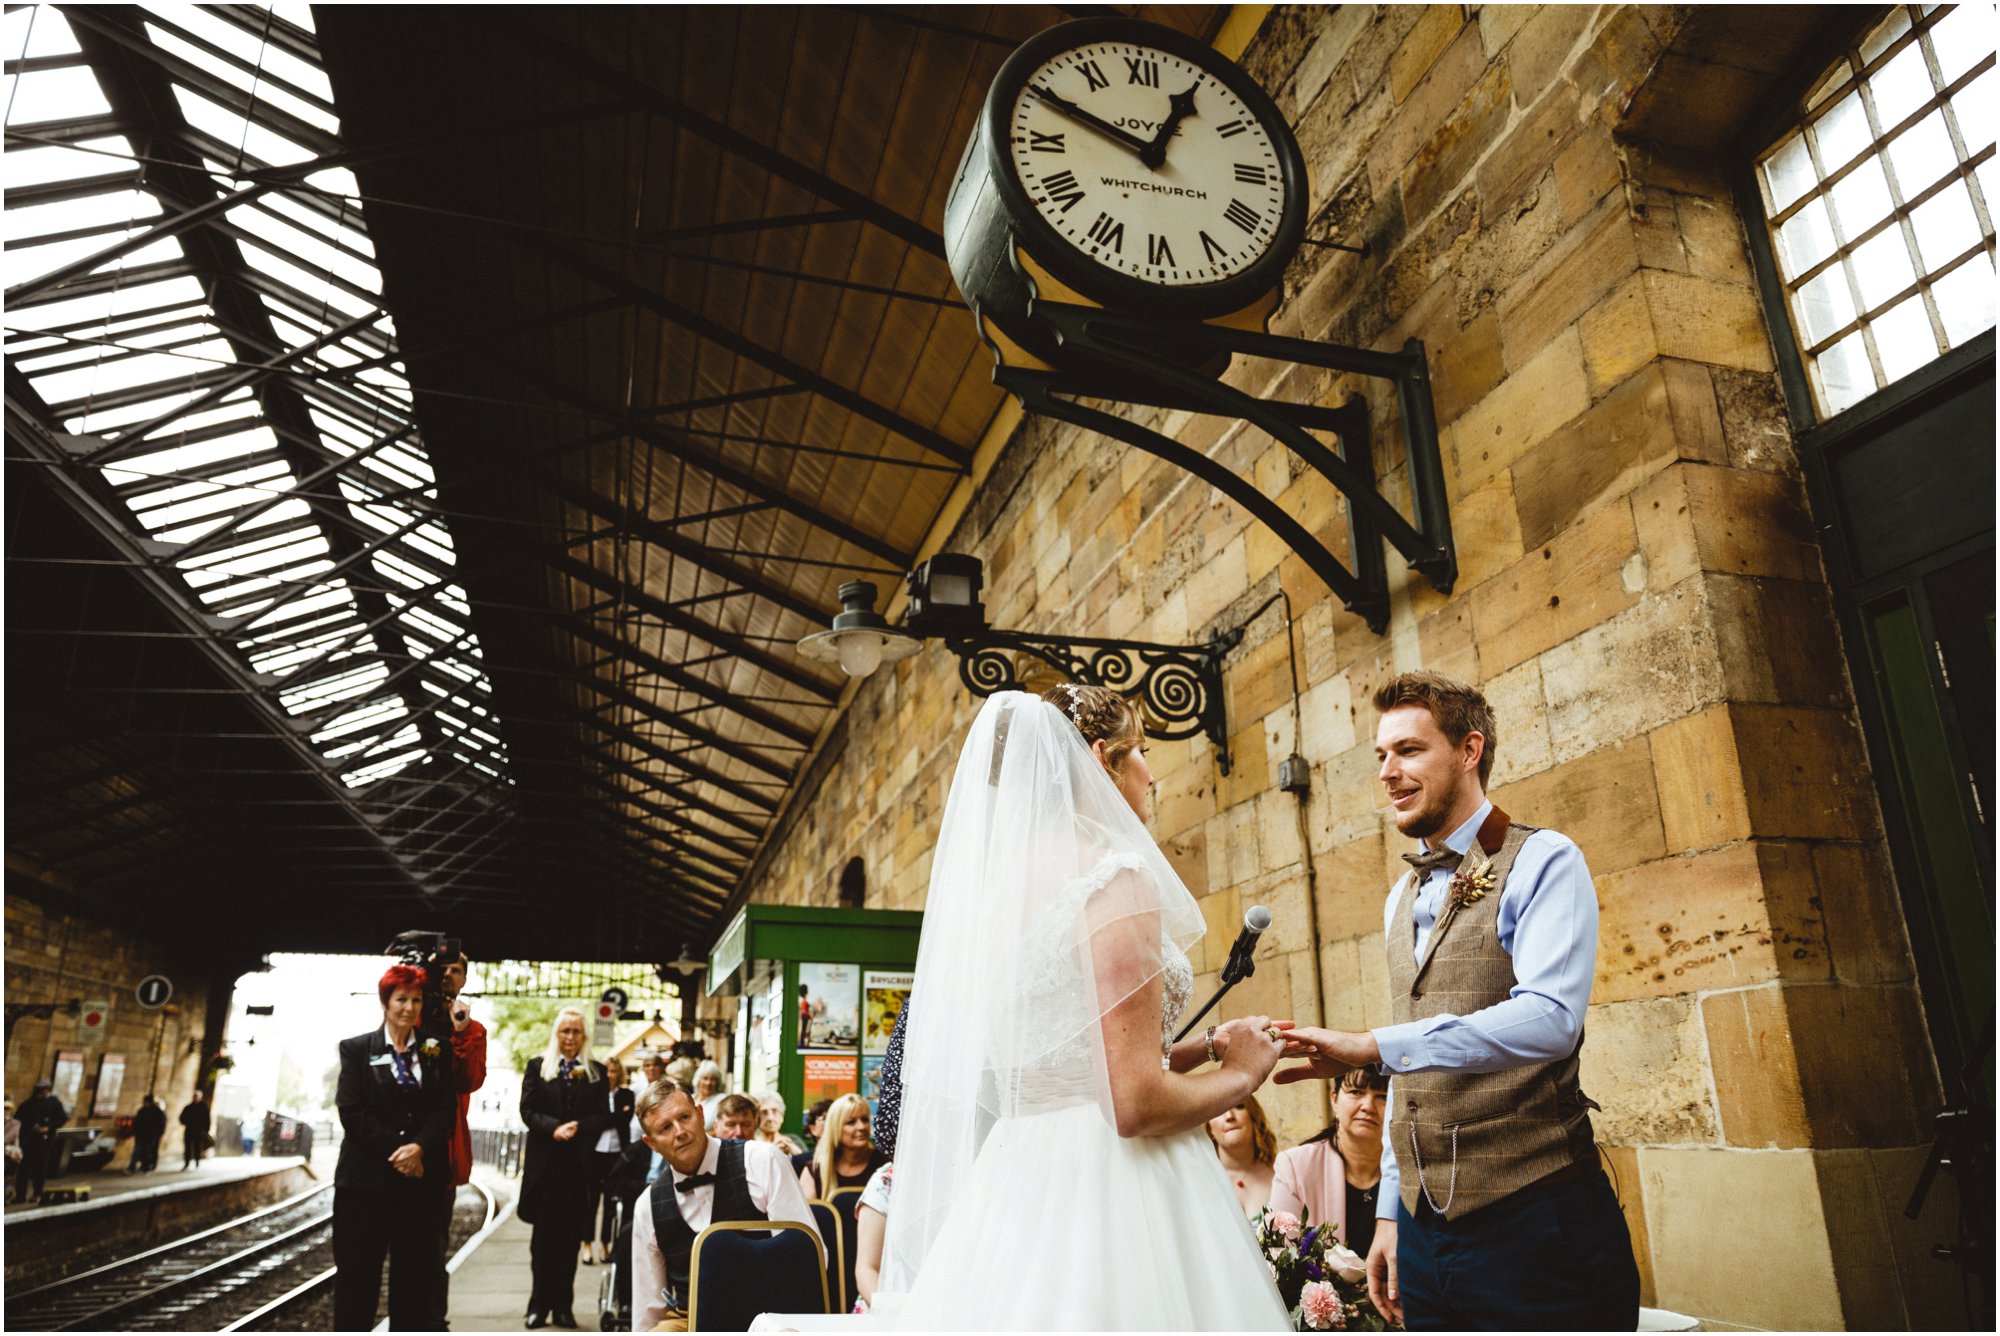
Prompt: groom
<box><xmin>1279</xmin><ymin>671</ymin><xmax>1639</xmax><ymax>1330</ymax></box>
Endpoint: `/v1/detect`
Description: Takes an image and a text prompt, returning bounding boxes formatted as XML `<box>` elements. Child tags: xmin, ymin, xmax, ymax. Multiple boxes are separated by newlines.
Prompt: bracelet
<box><xmin>1205</xmin><ymin>1026</ymin><xmax>1218</xmax><ymax>1065</ymax></box>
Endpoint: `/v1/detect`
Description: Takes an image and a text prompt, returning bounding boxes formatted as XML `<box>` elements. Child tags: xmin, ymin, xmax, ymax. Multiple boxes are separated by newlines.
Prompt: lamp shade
<box><xmin>797</xmin><ymin>579</ymin><xmax>922</xmax><ymax>679</ymax></box>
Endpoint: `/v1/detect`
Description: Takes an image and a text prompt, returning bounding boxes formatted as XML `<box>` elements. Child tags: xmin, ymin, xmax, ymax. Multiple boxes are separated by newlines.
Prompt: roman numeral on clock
<box><xmin>1147</xmin><ymin>233</ymin><xmax>1175</xmax><ymax>267</ymax></box>
<box><xmin>1215</xmin><ymin>119</ymin><xmax>1248</xmax><ymax>139</ymax></box>
<box><xmin>1086</xmin><ymin>211</ymin><xmax>1126</xmax><ymax>254</ymax></box>
<box><xmin>1200</xmin><ymin>230</ymin><xmax>1228</xmax><ymax>263</ymax></box>
<box><xmin>1223</xmin><ymin>198</ymin><xmax>1261</xmax><ymax>233</ymax></box>
<box><xmin>1080</xmin><ymin>59</ymin><xmax>1109</xmax><ymax>92</ymax></box>
<box><xmin>1124</xmin><ymin>56</ymin><xmax>1159</xmax><ymax>87</ymax></box>
<box><xmin>1039</xmin><ymin>170</ymin><xmax>1085</xmax><ymax>213</ymax></box>
<box><xmin>1029</xmin><ymin>131</ymin><xmax>1066</xmax><ymax>153</ymax></box>
<box><xmin>1233</xmin><ymin>162</ymin><xmax>1267</xmax><ymax>185</ymax></box>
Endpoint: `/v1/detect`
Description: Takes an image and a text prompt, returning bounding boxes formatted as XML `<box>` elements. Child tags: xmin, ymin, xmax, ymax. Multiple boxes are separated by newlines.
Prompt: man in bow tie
<box><xmin>630</xmin><ymin>1078</ymin><xmax>819</xmax><ymax>1332</ymax></box>
<box><xmin>1279</xmin><ymin>671</ymin><xmax>1637</xmax><ymax>1331</ymax></box>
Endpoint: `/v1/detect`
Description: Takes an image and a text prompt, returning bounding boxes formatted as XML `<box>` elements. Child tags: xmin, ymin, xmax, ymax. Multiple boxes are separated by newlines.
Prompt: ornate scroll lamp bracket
<box><xmin>940</xmin><ymin>626</ymin><xmax>1244</xmax><ymax>774</ymax></box>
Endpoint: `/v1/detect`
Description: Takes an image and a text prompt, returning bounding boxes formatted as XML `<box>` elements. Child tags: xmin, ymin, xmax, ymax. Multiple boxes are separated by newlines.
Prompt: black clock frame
<box><xmin>964</xmin><ymin>16</ymin><xmax>1308</xmax><ymax>321</ymax></box>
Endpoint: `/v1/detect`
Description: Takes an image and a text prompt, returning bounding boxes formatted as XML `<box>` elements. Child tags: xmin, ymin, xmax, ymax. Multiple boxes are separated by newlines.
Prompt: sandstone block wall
<box><xmin>5</xmin><ymin>889</ymin><xmax>215</xmax><ymax>1169</ymax></box>
<box><xmin>743</xmin><ymin>6</ymin><xmax>1961</xmax><ymax>1328</ymax></box>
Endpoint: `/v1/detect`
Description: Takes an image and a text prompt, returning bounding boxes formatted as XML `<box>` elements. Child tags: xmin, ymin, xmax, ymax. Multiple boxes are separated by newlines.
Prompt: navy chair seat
<box><xmin>687</xmin><ymin>1220</ymin><xmax>828</xmax><ymax>1331</ymax></box>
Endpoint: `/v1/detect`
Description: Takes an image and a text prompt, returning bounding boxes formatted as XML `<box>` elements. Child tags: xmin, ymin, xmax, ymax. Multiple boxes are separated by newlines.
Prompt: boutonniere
<box><xmin>569</xmin><ymin>1064</ymin><xmax>592</xmax><ymax>1083</ymax></box>
<box><xmin>418</xmin><ymin>1038</ymin><xmax>441</xmax><ymax>1060</ymax></box>
<box><xmin>1448</xmin><ymin>854</ymin><xmax>1498</xmax><ymax>910</ymax></box>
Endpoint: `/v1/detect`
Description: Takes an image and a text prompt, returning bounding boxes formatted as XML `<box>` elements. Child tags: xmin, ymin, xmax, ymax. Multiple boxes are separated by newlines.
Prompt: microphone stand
<box><xmin>1173</xmin><ymin>940</ymin><xmax>1260</xmax><ymax>1043</ymax></box>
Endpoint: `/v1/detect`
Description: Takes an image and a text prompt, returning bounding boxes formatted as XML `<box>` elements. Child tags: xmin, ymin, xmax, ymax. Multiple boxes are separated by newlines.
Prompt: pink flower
<box><xmin>1269</xmin><ymin>1210</ymin><xmax>1302</xmax><ymax>1243</ymax></box>
<box><xmin>1300</xmin><ymin>1281</ymin><xmax>1340</xmax><ymax>1331</ymax></box>
<box><xmin>1327</xmin><ymin>1243</ymin><xmax>1368</xmax><ymax>1284</ymax></box>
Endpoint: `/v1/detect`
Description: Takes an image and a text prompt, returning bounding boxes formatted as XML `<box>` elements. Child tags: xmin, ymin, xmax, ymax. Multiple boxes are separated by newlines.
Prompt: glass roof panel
<box><xmin>3</xmin><ymin>4</ymin><xmax>509</xmax><ymax>798</ymax></box>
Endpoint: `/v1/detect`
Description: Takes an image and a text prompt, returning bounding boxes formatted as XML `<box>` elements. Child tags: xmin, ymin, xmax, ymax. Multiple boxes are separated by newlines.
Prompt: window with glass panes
<box><xmin>1755</xmin><ymin>3</ymin><xmax>1995</xmax><ymax>417</ymax></box>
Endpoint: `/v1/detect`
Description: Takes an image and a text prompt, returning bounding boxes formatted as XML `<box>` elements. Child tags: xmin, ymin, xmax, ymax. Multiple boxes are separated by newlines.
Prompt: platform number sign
<box><xmin>136</xmin><ymin>975</ymin><xmax>173</xmax><ymax>1010</ymax></box>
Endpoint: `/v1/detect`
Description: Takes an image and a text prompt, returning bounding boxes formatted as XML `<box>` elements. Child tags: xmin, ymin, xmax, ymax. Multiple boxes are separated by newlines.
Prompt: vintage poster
<box><xmin>796</xmin><ymin>962</ymin><xmax>859</xmax><ymax>1053</ymax></box>
<box><xmin>802</xmin><ymin>1053</ymin><xmax>857</xmax><ymax>1103</ymax></box>
<box><xmin>51</xmin><ymin>1051</ymin><xmax>85</xmax><ymax>1111</ymax></box>
<box><xmin>92</xmin><ymin>1053</ymin><xmax>126</xmax><ymax>1118</ymax></box>
<box><xmin>861</xmin><ymin>1053</ymin><xmax>886</xmax><ymax>1101</ymax></box>
<box><xmin>863</xmin><ymin>970</ymin><xmax>913</xmax><ymax>1054</ymax></box>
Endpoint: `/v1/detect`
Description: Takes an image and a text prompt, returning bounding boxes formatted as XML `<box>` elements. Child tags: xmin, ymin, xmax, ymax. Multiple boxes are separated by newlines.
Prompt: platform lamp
<box><xmin>797</xmin><ymin>554</ymin><xmax>1245</xmax><ymax>774</ymax></box>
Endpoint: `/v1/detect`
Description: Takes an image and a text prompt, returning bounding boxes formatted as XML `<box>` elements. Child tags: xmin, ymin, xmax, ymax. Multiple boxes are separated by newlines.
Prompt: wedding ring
<box><xmin>1266</xmin><ymin>1026</ymin><xmax>1281</xmax><ymax>1043</ymax></box>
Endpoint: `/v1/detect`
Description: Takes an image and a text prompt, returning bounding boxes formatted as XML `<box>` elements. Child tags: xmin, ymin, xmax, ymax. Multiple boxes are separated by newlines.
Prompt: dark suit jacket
<box><xmin>603</xmin><ymin>1137</ymin><xmax>656</xmax><ymax>1209</ymax></box>
<box><xmin>333</xmin><ymin>1029</ymin><xmax>453</xmax><ymax>1193</ymax></box>
<box><xmin>518</xmin><ymin>1056</ymin><xmax>609</xmax><ymax>1228</ymax></box>
<box><xmin>607</xmin><ymin>1086</ymin><xmax>637</xmax><ymax>1150</ymax></box>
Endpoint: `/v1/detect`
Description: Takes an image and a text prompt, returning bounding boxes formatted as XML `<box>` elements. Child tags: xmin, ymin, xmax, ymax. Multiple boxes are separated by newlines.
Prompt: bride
<box><xmin>882</xmin><ymin>686</ymin><xmax>1292</xmax><ymax>1330</ymax></box>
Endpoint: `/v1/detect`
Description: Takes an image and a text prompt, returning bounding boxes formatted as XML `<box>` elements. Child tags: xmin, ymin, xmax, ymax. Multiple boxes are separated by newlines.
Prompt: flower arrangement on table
<box><xmin>1253</xmin><ymin>1208</ymin><xmax>1394</xmax><ymax>1331</ymax></box>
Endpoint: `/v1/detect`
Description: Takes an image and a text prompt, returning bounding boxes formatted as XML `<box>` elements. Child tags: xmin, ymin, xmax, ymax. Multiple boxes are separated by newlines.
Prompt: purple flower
<box><xmin>1305</xmin><ymin>1261</ymin><xmax>1324</xmax><ymax>1281</ymax></box>
<box><xmin>1300</xmin><ymin>1224</ymin><xmax>1320</xmax><ymax>1251</ymax></box>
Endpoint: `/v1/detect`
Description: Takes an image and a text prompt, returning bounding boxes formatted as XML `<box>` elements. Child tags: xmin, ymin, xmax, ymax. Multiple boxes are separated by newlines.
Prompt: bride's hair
<box><xmin>1040</xmin><ymin>683</ymin><xmax>1142</xmax><ymax>772</ymax></box>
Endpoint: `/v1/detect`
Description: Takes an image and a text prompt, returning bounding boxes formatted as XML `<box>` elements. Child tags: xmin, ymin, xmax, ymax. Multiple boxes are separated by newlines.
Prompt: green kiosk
<box><xmin>707</xmin><ymin>903</ymin><xmax>923</xmax><ymax>1139</ymax></box>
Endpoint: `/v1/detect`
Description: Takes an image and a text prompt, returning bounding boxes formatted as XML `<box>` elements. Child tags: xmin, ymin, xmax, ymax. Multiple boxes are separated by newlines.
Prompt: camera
<box><xmin>384</xmin><ymin>931</ymin><xmax>464</xmax><ymax>1032</ymax></box>
<box><xmin>385</xmin><ymin>929</ymin><xmax>462</xmax><ymax>974</ymax></box>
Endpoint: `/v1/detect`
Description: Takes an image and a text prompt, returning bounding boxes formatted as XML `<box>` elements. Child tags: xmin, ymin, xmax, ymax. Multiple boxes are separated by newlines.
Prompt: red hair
<box><xmin>378</xmin><ymin>964</ymin><xmax>427</xmax><ymax>1007</ymax></box>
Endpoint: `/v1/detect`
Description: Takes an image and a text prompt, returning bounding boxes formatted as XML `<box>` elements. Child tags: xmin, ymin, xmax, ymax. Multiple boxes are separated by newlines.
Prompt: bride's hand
<box><xmin>1211</xmin><ymin>1016</ymin><xmax>1292</xmax><ymax>1064</ymax></box>
<box><xmin>1218</xmin><ymin>1014</ymin><xmax>1285</xmax><ymax>1088</ymax></box>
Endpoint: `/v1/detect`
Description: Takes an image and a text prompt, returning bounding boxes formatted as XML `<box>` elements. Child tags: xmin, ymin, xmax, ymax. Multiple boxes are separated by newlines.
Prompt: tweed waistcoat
<box><xmin>1385</xmin><ymin>811</ymin><xmax>1599</xmax><ymax>1220</ymax></box>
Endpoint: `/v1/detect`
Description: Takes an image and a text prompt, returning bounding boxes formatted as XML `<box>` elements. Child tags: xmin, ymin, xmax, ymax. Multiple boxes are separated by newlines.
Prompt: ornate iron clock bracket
<box><xmin>983</xmin><ymin>297</ymin><xmax>1456</xmax><ymax>634</ymax></box>
<box><xmin>940</xmin><ymin>625</ymin><xmax>1244</xmax><ymax>773</ymax></box>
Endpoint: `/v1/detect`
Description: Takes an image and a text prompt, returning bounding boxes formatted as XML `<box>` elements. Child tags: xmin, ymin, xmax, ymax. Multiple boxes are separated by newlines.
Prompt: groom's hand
<box><xmin>1271</xmin><ymin>1026</ymin><xmax>1381</xmax><ymax>1083</ymax></box>
<box><xmin>1211</xmin><ymin>1016</ymin><xmax>1292</xmax><ymax>1063</ymax></box>
<box><xmin>1367</xmin><ymin>1220</ymin><xmax>1401</xmax><ymax>1324</ymax></box>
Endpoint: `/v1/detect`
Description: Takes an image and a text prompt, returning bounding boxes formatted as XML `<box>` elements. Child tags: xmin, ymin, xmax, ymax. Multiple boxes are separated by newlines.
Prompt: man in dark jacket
<box><xmin>14</xmin><ymin>1079</ymin><xmax>66</xmax><ymax>1203</ymax></box>
<box><xmin>178</xmin><ymin>1090</ymin><xmax>211</xmax><ymax>1170</ymax></box>
<box><xmin>129</xmin><ymin>1094</ymin><xmax>167</xmax><ymax>1173</ymax></box>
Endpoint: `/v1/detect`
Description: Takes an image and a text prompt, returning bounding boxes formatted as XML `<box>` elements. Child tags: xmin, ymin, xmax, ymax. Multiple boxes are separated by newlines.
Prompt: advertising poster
<box><xmin>863</xmin><ymin>970</ymin><xmax>913</xmax><ymax>1054</ymax></box>
<box><xmin>796</xmin><ymin>962</ymin><xmax>859</xmax><ymax>1053</ymax></box>
<box><xmin>802</xmin><ymin>1053</ymin><xmax>857</xmax><ymax>1103</ymax></box>
<box><xmin>861</xmin><ymin>1053</ymin><xmax>886</xmax><ymax>1101</ymax></box>
<box><xmin>51</xmin><ymin>1051</ymin><xmax>85</xmax><ymax>1111</ymax></box>
<box><xmin>93</xmin><ymin>1053</ymin><xmax>126</xmax><ymax>1118</ymax></box>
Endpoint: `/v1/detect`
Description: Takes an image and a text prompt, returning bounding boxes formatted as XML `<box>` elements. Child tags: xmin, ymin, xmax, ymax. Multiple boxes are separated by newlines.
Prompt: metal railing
<box><xmin>471</xmin><ymin>1127</ymin><xmax>526</xmax><ymax>1178</ymax></box>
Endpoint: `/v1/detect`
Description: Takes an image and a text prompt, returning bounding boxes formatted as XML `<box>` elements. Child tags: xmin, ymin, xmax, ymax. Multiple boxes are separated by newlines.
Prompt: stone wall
<box><xmin>5</xmin><ymin>888</ymin><xmax>216</xmax><ymax>1169</ymax></box>
<box><xmin>744</xmin><ymin>6</ymin><xmax>1961</xmax><ymax>1328</ymax></box>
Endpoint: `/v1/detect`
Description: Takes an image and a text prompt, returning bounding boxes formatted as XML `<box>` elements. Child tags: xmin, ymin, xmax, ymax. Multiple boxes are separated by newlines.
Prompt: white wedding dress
<box><xmin>881</xmin><ymin>695</ymin><xmax>1290</xmax><ymax>1331</ymax></box>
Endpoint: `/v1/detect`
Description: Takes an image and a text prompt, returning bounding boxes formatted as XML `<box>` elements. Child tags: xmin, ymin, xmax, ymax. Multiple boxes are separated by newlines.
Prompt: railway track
<box><xmin>3</xmin><ymin>1180</ymin><xmax>496</xmax><ymax>1333</ymax></box>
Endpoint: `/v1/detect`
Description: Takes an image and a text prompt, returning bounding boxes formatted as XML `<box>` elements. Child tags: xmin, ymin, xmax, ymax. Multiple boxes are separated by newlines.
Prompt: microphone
<box><xmin>1222</xmin><ymin>905</ymin><xmax>1272</xmax><ymax>985</ymax></box>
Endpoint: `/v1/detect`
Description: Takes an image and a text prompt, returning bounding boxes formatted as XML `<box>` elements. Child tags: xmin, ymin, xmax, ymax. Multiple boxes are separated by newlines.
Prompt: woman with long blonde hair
<box><xmin>798</xmin><ymin>1091</ymin><xmax>885</xmax><ymax>1200</ymax></box>
<box><xmin>518</xmin><ymin>1006</ymin><xmax>609</xmax><ymax>1328</ymax></box>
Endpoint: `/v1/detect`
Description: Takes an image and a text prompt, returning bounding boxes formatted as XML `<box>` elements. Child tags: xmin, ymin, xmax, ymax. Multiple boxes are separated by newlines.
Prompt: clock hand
<box><xmin>1027</xmin><ymin>84</ymin><xmax>1150</xmax><ymax>156</ymax></box>
<box><xmin>1141</xmin><ymin>84</ymin><xmax>1200</xmax><ymax>169</ymax></box>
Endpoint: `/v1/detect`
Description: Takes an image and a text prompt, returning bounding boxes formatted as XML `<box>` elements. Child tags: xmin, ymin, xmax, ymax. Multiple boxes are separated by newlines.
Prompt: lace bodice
<box><xmin>1159</xmin><ymin>938</ymin><xmax>1193</xmax><ymax>1054</ymax></box>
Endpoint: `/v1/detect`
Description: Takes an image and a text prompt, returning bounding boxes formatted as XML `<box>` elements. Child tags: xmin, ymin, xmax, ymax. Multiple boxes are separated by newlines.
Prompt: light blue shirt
<box><xmin>1369</xmin><ymin>799</ymin><xmax>1598</xmax><ymax>1219</ymax></box>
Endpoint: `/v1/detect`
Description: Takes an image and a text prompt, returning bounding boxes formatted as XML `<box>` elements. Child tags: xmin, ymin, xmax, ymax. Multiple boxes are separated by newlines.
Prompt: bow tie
<box><xmin>675</xmin><ymin>1171</ymin><xmax>715</xmax><ymax>1193</ymax></box>
<box><xmin>1402</xmin><ymin>847</ymin><xmax>1463</xmax><ymax>877</ymax></box>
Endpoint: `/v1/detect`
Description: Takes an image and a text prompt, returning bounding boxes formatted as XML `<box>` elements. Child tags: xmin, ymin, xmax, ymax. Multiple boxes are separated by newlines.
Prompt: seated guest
<box><xmin>640</xmin><ymin>1053</ymin><xmax>667</xmax><ymax>1088</ymax></box>
<box><xmin>797</xmin><ymin>1092</ymin><xmax>885</xmax><ymax>1200</ymax></box>
<box><xmin>1270</xmin><ymin>1068</ymin><xmax>1388</xmax><ymax>1254</ymax></box>
<box><xmin>1206</xmin><ymin>1093</ymin><xmax>1278</xmax><ymax>1216</ymax></box>
<box><xmin>852</xmin><ymin>1161</ymin><xmax>893</xmax><ymax>1312</ymax></box>
<box><xmin>691</xmin><ymin>1061</ymin><xmax>725</xmax><ymax>1126</ymax></box>
<box><xmin>711</xmin><ymin>1093</ymin><xmax>758</xmax><ymax>1142</ymax></box>
<box><xmin>752</xmin><ymin>1091</ymin><xmax>802</xmax><ymax>1156</ymax></box>
<box><xmin>663</xmin><ymin>1057</ymin><xmax>696</xmax><ymax>1091</ymax></box>
<box><xmin>789</xmin><ymin>1099</ymin><xmax>833</xmax><ymax>1175</ymax></box>
<box><xmin>630</xmin><ymin>1078</ymin><xmax>820</xmax><ymax>1332</ymax></box>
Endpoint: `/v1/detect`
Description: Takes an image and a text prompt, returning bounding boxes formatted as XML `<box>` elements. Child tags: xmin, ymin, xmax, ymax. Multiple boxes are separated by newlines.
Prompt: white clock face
<box><xmin>1006</xmin><ymin>40</ymin><xmax>1287</xmax><ymax>286</ymax></box>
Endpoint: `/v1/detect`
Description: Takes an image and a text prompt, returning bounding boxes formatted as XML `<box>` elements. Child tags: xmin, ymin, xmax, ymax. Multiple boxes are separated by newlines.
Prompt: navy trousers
<box><xmin>1397</xmin><ymin>1168</ymin><xmax>1640</xmax><ymax>1331</ymax></box>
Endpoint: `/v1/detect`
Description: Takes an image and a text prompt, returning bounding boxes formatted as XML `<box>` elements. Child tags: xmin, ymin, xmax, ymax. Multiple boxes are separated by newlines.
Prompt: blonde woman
<box><xmin>1206</xmin><ymin>1093</ymin><xmax>1278</xmax><ymax>1216</ymax></box>
<box><xmin>798</xmin><ymin>1092</ymin><xmax>884</xmax><ymax>1199</ymax></box>
<box><xmin>517</xmin><ymin>1007</ymin><xmax>608</xmax><ymax>1329</ymax></box>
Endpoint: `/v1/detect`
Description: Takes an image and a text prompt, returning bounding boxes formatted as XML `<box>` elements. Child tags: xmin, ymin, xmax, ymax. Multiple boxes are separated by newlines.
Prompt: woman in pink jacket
<box><xmin>1268</xmin><ymin>1068</ymin><xmax>1388</xmax><ymax>1254</ymax></box>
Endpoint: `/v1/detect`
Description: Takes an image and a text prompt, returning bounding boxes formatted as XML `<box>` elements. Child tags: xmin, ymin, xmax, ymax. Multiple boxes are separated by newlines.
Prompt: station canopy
<box><xmin>4</xmin><ymin>5</ymin><xmax>1224</xmax><ymax>964</ymax></box>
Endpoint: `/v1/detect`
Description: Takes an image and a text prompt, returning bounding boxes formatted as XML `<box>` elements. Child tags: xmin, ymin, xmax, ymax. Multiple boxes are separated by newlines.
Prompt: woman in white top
<box><xmin>881</xmin><ymin>686</ymin><xmax>1292</xmax><ymax>1330</ymax></box>
<box><xmin>584</xmin><ymin>1059</ymin><xmax>632</xmax><ymax>1265</ymax></box>
<box><xmin>691</xmin><ymin>1060</ymin><xmax>725</xmax><ymax>1127</ymax></box>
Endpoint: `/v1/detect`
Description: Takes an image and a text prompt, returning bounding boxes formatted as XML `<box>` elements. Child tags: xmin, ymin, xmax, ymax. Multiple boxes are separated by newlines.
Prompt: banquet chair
<box><xmin>686</xmin><ymin>1220</ymin><xmax>828</xmax><ymax>1331</ymax></box>
<box><xmin>808</xmin><ymin>1198</ymin><xmax>848</xmax><ymax>1312</ymax></box>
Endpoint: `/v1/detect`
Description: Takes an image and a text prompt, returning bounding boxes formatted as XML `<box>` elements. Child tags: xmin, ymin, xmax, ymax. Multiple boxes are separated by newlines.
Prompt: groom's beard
<box><xmin>1394</xmin><ymin>781</ymin><xmax>1467</xmax><ymax>842</ymax></box>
